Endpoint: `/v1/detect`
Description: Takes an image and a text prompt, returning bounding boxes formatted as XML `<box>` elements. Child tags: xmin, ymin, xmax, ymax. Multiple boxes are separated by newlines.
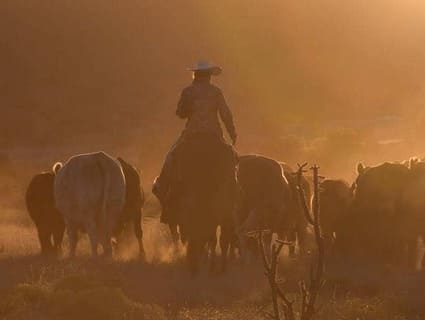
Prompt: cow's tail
<box><xmin>98</xmin><ymin>155</ymin><xmax>122</xmax><ymax>236</ymax></box>
<box><xmin>96</xmin><ymin>158</ymin><xmax>110</xmax><ymax>227</ymax></box>
<box><xmin>52</xmin><ymin>162</ymin><xmax>63</xmax><ymax>175</ymax></box>
<box><xmin>100</xmin><ymin>172</ymin><xmax>110</xmax><ymax>230</ymax></box>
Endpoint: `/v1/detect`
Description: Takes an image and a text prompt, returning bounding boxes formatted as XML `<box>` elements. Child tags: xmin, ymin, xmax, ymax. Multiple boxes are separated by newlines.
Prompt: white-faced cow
<box><xmin>54</xmin><ymin>151</ymin><xmax>126</xmax><ymax>257</ymax></box>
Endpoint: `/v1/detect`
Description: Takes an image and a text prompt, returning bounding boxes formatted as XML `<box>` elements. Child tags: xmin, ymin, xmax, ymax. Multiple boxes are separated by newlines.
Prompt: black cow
<box><xmin>115</xmin><ymin>157</ymin><xmax>145</xmax><ymax>259</ymax></box>
<box><xmin>338</xmin><ymin>162</ymin><xmax>410</xmax><ymax>264</ymax></box>
<box><xmin>26</xmin><ymin>171</ymin><xmax>65</xmax><ymax>256</ymax></box>
<box><xmin>316</xmin><ymin>179</ymin><xmax>352</xmax><ymax>254</ymax></box>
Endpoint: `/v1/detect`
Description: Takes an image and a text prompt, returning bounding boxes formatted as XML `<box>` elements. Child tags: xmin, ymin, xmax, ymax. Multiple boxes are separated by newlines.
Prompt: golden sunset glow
<box><xmin>1</xmin><ymin>1</ymin><xmax>425</xmax><ymax>319</ymax></box>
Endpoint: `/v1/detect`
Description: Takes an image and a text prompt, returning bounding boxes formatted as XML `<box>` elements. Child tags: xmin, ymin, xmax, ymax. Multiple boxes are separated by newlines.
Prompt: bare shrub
<box><xmin>249</xmin><ymin>163</ymin><xmax>325</xmax><ymax>320</ymax></box>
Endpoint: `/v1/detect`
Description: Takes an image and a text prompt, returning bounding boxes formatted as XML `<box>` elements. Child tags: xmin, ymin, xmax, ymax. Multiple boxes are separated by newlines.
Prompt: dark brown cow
<box><xmin>116</xmin><ymin>157</ymin><xmax>146</xmax><ymax>258</ymax></box>
<box><xmin>26</xmin><ymin>171</ymin><xmax>65</xmax><ymax>256</ymax></box>
<box><xmin>316</xmin><ymin>179</ymin><xmax>352</xmax><ymax>253</ymax></box>
<box><xmin>281</xmin><ymin>165</ymin><xmax>311</xmax><ymax>257</ymax></box>
<box><xmin>400</xmin><ymin>159</ymin><xmax>425</xmax><ymax>268</ymax></box>
<box><xmin>237</xmin><ymin>155</ymin><xmax>292</xmax><ymax>257</ymax></box>
<box><xmin>338</xmin><ymin>162</ymin><xmax>410</xmax><ymax>264</ymax></box>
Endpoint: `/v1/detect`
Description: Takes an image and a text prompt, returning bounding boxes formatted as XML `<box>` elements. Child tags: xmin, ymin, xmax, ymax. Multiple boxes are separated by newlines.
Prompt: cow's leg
<box><xmin>236</xmin><ymin>207</ymin><xmax>258</xmax><ymax>264</ymax></box>
<box><xmin>134</xmin><ymin>209</ymin><xmax>145</xmax><ymax>260</ymax></box>
<box><xmin>187</xmin><ymin>240</ymin><xmax>203</xmax><ymax>276</ymax></box>
<box><xmin>228</xmin><ymin>233</ymin><xmax>239</xmax><ymax>260</ymax></box>
<box><xmin>39</xmin><ymin>228</ymin><xmax>52</xmax><ymax>256</ymax></box>
<box><xmin>86</xmin><ymin>220</ymin><xmax>98</xmax><ymax>257</ymax></box>
<box><xmin>35</xmin><ymin>220</ymin><xmax>53</xmax><ymax>256</ymax></box>
<box><xmin>208</xmin><ymin>232</ymin><xmax>217</xmax><ymax>274</ymax></box>
<box><xmin>236</xmin><ymin>231</ymin><xmax>258</xmax><ymax>266</ymax></box>
<box><xmin>169</xmin><ymin>223</ymin><xmax>181</xmax><ymax>257</ymax></box>
<box><xmin>67</xmin><ymin>222</ymin><xmax>78</xmax><ymax>258</ymax></box>
<box><xmin>98</xmin><ymin>219</ymin><xmax>112</xmax><ymax>258</ymax></box>
<box><xmin>110</xmin><ymin>214</ymin><xmax>120</xmax><ymax>243</ymax></box>
<box><xmin>420</xmin><ymin>234</ymin><xmax>425</xmax><ymax>270</ymax></box>
<box><xmin>41</xmin><ymin>231</ymin><xmax>53</xmax><ymax>256</ymax></box>
<box><xmin>52</xmin><ymin>218</ymin><xmax>65</xmax><ymax>257</ymax></box>
<box><xmin>169</xmin><ymin>223</ymin><xmax>179</xmax><ymax>245</ymax></box>
<box><xmin>264</xmin><ymin>231</ymin><xmax>273</xmax><ymax>260</ymax></box>
<box><xmin>286</xmin><ymin>229</ymin><xmax>297</xmax><ymax>257</ymax></box>
<box><xmin>220</xmin><ymin>225</ymin><xmax>232</xmax><ymax>273</ymax></box>
<box><xmin>101</xmin><ymin>233</ymin><xmax>112</xmax><ymax>257</ymax></box>
<box><xmin>297</xmin><ymin>223</ymin><xmax>308</xmax><ymax>257</ymax></box>
<box><xmin>323</xmin><ymin>234</ymin><xmax>334</xmax><ymax>258</ymax></box>
<box><xmin>406</xmin><ymin>237</ymin><xmax>417</xmax><ymax>269</ymax></box>
<box><xmin>241</xmin><ymin>236</ymin><xmax>260</xmax><ymax>267</ymax></box>
<box><xmin>276</xmin><ymin>230</ymin><xmax>289</xmax><ymax>256</ymax></box>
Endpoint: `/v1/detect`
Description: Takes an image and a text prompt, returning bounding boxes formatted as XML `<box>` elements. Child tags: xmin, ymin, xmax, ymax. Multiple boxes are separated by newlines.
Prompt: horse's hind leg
<box><xmin>134</xmin><ymin>209</ymin><xmax>145</xmax><ymax>260</ymax></box>
<box><xmin>187</xmin><ymin>240</ymin><xmax>202</xmax><ymax>277</ymax></box>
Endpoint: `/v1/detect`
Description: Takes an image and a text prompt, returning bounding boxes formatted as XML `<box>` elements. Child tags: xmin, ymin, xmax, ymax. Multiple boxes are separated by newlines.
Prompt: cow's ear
<box><xmin>357</xmin><ymin>163</ymin><xmax>365</xmax><ymax>175</ymax></box>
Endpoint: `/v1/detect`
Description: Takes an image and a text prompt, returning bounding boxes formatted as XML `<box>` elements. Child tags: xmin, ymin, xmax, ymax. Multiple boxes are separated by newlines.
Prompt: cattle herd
<box><xmin>26</xmin><ymin>152</ymin><xmax>145</xmax><ymax>258</ymax></box>
<box><xmin>24</xmin><ymin>151</ymin><xmax>425</xmax><ymax>274</ymax></box>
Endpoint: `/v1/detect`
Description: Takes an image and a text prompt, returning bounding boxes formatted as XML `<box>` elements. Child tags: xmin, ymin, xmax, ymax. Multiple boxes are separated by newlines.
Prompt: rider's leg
<box><xmin>152</xmin><ymin>153</ymin><xmax>173</xmax><ymax>200</ymax></box>
<box><xmin>152</xmin><ymin>139</ymin><xmax>182</xmax><ymax>201</ymax></box>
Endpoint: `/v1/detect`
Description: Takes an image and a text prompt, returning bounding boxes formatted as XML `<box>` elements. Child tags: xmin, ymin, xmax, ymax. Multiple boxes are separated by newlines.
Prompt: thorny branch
<box><xmin>249</xmin><ymin>164</ymin><xmax>325</xmax><ymax>320</ymax></box>
<box><xmin>295</xmin><ymin>163</ymin><xmax>314</xmax><ymax>225</ymax></box>
<box><xmin>300</xmin><ymin>165</ymin><xmax>325</xmax><ymax>320</ymax></box>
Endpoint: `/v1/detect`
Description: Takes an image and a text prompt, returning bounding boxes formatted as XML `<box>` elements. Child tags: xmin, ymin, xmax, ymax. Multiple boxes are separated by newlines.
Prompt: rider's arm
<box><xmin>217</xmin><ymin>89</ymin><xmax>237</xmax><ymax>144</ymax></box>
<box><xmin>176</xmin><ymin>88</ymin><xmax>190</xmax><ymax>119</ymax></box>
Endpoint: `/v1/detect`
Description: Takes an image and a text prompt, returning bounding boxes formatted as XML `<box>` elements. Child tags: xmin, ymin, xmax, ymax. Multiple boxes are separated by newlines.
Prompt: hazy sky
<box><xmin>1</xmin><ymin>0</ymin><xmax>425</xmax><ymax>148</ymax></box>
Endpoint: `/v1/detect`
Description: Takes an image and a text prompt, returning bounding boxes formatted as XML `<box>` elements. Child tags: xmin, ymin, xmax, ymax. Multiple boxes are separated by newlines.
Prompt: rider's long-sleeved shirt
<box><xmin>176</xmin><ymin>78</ymin><xmax>236</xmax><ymax>142</ymax></box>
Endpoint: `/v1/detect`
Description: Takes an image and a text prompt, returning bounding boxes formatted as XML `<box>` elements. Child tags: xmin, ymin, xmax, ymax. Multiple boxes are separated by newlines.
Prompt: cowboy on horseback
<box><xmin>153</xmin><ymin>61</ymin><xmax>237</xmax><ymax>224</ymax></box>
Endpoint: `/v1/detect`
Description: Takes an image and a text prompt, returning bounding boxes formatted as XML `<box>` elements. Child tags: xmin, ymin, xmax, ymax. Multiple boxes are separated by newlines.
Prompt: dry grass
<box><xmin>1</xmin><ymin>206</ymin><xmax>425</xmax><ymax>319</ymax></box>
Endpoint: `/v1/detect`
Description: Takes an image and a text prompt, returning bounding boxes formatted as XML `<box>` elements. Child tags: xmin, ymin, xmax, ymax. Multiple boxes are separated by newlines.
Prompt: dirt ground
<box><xmin>1</xmin><ymin>202</ymin><xmax>425</xmax><ymax>320</ymax></box>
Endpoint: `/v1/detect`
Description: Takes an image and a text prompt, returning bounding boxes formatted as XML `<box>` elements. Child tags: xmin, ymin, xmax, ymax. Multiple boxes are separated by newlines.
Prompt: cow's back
<box><xmin>319</xmin><ymin>179</ymin><xmax>352</xmax><ymax>234</ymax></box>
<box><xmin>238</xmin><ymin>155</ymin><xmax>290</xmax><ymax>204</ymax></box>
<box><xmin>238</xmin><ymin>154</ymin><xmax>291</xmax><ymax>231</ymax></box>
<box><xmin>54</xmin><ymin>151</ymin><xmax>126</xmax><ymax>226</ymax></box>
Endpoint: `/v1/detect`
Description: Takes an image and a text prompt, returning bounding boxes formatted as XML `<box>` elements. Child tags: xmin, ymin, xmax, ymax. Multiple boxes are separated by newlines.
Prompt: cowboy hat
<box><xmin>187</xmin><ymin>60</ymin><xmax>222</xmax><ymax>76</ymax></box>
